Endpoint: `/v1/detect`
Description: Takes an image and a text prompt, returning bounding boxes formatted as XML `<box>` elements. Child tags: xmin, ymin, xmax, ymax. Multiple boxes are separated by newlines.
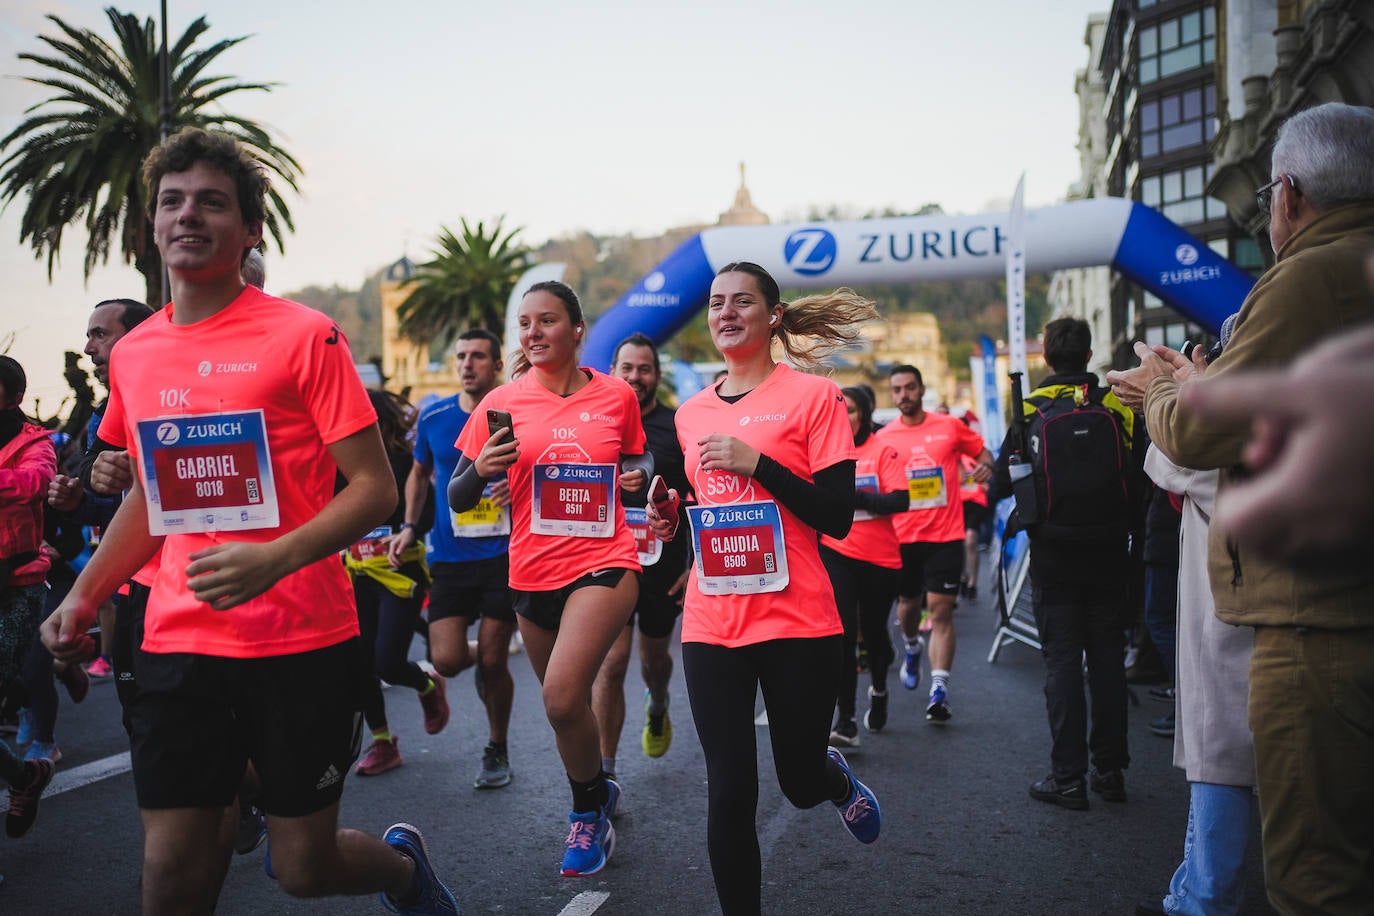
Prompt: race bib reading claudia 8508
<box><xmin>136</xmin><ymin>410</ymin><xmax>280</xmax><ymax>534</ymax></box>
<box><xmin>688</xmin><ymin>500</ymin><xmax>789</xmax><ymax>595</ymax></box>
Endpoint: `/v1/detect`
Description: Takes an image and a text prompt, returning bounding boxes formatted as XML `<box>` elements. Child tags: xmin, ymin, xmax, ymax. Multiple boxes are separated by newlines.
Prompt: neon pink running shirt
<box><xmin>453</xmin><ymin>369</ymin><xmax>645</xmax><ymax>591</ymax></box>
<box><xmin>875</xmin><ymin>410</ymin><xmax>985</xmax><ymax>544</ymax></box>
<box><xmin>676</xmin><ymin>364</ymin><xmax>854</xmax><ymax>648</ymax></box>
<box><xmin>101</xmin><ymin>287</ymin><xmax>376</xmax><ymax>658</ymax></box>
<box><xmin>821</xmin><ymin>434</ymin><xmax>904</xmax><ymax>569</ymax></box>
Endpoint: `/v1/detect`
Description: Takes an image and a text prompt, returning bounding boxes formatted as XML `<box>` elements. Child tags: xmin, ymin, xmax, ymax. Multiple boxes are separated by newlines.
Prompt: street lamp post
<box><xmin>158</xmin><ymin>0</ymin><xmax>171</xmax><ymax>307</ymax></box>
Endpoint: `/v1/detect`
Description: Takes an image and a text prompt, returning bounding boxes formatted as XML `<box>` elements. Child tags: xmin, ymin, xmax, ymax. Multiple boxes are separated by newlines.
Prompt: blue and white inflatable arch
<box><xmin>543</xmin><ymin>198</ymin><xmax>1256</xmax><ymax>371</ymax></box>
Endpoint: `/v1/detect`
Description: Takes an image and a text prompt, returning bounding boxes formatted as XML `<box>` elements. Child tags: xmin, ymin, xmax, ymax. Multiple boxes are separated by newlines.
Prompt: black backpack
<box><xmin>1024</xmin><ymin>385</ymin><xmax>1130</xmax><ymax>540</ymax></box>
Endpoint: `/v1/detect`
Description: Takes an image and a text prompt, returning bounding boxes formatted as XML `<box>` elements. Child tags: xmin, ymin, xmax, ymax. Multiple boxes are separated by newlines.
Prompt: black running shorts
<box><xmin>127</xmin><ymin>637</ymin><xmax>366</xmax><ymax>817</ymax></box>
<box><xmin>427</xmin><ymin>556</ymin><xmax>515</xmax><ymax>625</ymax></box>
<box><xmin>962</xmin><ymin>501</ymin><xmax>991</xmax><ymax>532</ymax></box>
<box><xmin>898</xmin><ymin>540</ymin><xmax>965</xmax><ymax>599</ymax></box>
<box><xmin>511</xmin><ymin>568</ymin><xmax>636</xmax><ymax>631</ymax></box>
<box><xmin>113</xmin><ymin>582</ymin><xmax>150</xmax><ymax>718</ymax></box>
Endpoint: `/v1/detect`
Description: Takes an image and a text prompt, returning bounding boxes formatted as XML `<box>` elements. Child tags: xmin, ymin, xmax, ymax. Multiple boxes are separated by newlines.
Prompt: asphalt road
<box><xmin>0</xmin><ymin>578</ymin><xmax>1276</xmax><ymax>915</ymax></box>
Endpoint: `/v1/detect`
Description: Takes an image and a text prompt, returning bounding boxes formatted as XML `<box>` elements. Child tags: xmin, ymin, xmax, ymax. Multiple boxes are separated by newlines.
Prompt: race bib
<box><xmin>906</xmin><ymin>466</ymin><xmax>947</xmax><ymax>510</ymax></box>
<box><xmin>349</xmin><ymin>525</ymin><xmax>392</xmax><ymax>561</ymax></box>
<box><xmin>688</xmin><ymin>500</ymin><xmax>789</xmax><ymax>595</ymax></box>
<box><xmin>532</xmin><ymin>462</ymin><xmax>616</xmax><ymax>538</ymax></box>
<box><xmin>853</xmin><ymin>473</ymin><xmax>879</xmax><ymax>522</ymax></box>
<box><xmin>625</xmin><ymin>507</ymin><xmax>661</xmax><ymax>567</ymax></box>
<box><xmin>451</xmin><ymin>481</ymin><xmax>511</xmax><ymax>538</ymax></box>
<box><xmin>137</xmin><ymin>410</ymin><xmax>279</xmax><ymax>534</ymax></box>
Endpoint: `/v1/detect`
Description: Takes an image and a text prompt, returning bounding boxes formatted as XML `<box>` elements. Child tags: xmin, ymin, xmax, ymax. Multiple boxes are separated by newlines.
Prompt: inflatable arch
<box><xmin>545</xmin><ymin>198</ymin><xmax>1258</xmax><ymax>372</ymax></box>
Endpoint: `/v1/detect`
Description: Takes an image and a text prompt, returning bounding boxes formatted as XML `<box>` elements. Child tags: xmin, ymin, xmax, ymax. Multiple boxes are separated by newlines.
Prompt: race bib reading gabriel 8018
<box><xmin>136</xmin><ymin>410</ymin><xmax>280</xmax><ymax>535</ymax></box>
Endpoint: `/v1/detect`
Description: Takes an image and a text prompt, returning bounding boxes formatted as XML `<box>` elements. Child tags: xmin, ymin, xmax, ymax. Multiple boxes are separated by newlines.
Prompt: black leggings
<box><xmin>683</xmin><ymin>636</ymin><xmax>846</xmax><ymax>916</ymax></box>
<box><xmin>820</xmin><ymin>546</ymin><xmax>898</xmax><ymax>719</ymax></box>
<box><xmin>353</xmin><ymin>575</ymin><xmax>430</xmax><ymax>731</ymax></box>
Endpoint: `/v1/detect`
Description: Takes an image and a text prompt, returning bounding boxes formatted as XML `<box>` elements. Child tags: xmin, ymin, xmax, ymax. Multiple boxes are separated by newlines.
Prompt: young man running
<box><xmin>389</xmin><ymin>328</ymin><xmax>518</xmax><ymax>788</ymax></box>
<box><xmin>875</xmin><ymin>365</ymin><xmax>992</xmax><ymax>722</ymax></box>
<box><xmin>42</xmin><ymin>128</ymin><xmax>457</xmax><ymax>915</ymax></box>
<box><xmin>592</xmin><ymin>334</ymin><xmax>692</xmax><ymax>777</ymax></box>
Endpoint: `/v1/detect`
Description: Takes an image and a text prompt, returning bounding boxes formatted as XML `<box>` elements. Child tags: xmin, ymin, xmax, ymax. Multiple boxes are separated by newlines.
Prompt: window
<box><xmin>1232</xmin><ymin>237</ymin><xmax>1265</xmax><ymax>274</ymax></box>
<box><xmin>1140</xmin><ymin>163</ymin><xmax>1228</xmax><ymax>226</ymax></box>
<box><xmin>1139</xmin><ymin>83</ymin><xmax>1216</xmax><ymax>157</ymax></box>
<box><xmin>1137</xmin><ymin>5</ymin><xmax>1216</xmax><ymax>84</ymax></box>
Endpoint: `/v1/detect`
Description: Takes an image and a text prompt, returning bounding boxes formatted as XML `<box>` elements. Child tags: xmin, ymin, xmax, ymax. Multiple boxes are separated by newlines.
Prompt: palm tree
<box><xmin>0</xmin><ymin>8</ymin><xmax>302</xmax><ymax>307</ymax></box>
<box><xmin>398</xmin><ymin>217</ymin><xmax>531</xmax><ymax>349</ymax></box>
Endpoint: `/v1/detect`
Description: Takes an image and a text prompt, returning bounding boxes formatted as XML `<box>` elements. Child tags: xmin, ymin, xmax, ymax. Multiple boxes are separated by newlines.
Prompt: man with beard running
<box><xmin>592</xmin><ymin>334</ymin><xmax>692</xmax><ymax>779</ymax></box>
<box><xmin>389</xmin><ymin>328</ymin><xmax>518</xmax><ymax>789</ymax></box>
<box><xmin>876</xmin><ymin>365</ymin><xmax>992</xmax><ymax>723</ymax></box>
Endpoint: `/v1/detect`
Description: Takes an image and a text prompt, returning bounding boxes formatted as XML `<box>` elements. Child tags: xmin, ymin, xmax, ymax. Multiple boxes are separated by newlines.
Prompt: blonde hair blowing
<box><xmin>775</xmin><ymin>287</ymin><xmax>877</xmax><ymax>370</ymax></box>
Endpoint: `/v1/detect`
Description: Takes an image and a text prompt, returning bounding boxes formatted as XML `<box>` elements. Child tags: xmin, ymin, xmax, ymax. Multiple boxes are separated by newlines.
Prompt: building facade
<box><xmin>1048</xmin><ymin>13</ymin><xmax>1116</xmax><ymax>378</ymax></box>
<box><xmin>1060</xmin><ymin>0</ymin><xmax>1373</xmax><ymax>370</ymax></box>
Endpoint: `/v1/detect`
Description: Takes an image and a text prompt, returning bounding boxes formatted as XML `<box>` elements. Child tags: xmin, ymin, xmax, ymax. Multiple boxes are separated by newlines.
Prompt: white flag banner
<box><xmin>1005</xmin><ymin>174</ymin><xmax>1028</xmax><ymax>381</ymax></box>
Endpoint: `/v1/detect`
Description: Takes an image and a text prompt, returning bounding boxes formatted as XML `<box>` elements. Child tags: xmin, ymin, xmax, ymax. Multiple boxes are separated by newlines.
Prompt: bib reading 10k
<box><xmin>136</xmin><ymin>409</ymin><xmax>280</xmax><ymax>534</ymax></box>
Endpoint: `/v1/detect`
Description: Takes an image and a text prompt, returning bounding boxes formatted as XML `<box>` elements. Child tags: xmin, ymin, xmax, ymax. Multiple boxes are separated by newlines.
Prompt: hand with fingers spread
<box><xmin>186</xmin><ymin>541</ymin><xmax>292</xmax><ymax>610</ymax></box>
<box><xmin>1181</xmin><ymin>324</ymin><xmax>1374</xmax><ymax>569</ymax></box>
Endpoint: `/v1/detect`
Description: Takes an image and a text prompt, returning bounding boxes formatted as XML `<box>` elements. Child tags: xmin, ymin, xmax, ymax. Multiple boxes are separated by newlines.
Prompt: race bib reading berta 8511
<box><xmin>136</xmin><ymin>410</ymin><xmax>280</xmax><ymax>535</ymax></box>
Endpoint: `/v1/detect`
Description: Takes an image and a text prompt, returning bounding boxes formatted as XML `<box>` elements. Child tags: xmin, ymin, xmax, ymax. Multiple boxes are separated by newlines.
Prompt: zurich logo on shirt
<box><xmin>784</xmin><ymin>228</ymin><xmax>837</xmax><ymax>276</ymax></box>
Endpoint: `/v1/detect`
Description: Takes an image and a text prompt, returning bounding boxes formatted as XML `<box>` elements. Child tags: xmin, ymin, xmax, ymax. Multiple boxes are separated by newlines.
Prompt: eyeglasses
<box><xmin>1256</xmin><ymin>175</ymin><xmax>1298</xmax><ymax>213</ymax></box>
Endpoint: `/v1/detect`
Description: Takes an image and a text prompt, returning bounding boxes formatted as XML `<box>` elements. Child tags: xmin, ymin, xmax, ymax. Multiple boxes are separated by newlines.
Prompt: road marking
<box><xmin>557</xmin><ymin>891</ymin><xmax>609</xmax><ymax>915</ymax></box>
<box><xmin>0</xmin><ymin>751</ymin><xmax>131</xmax><ymax>813</ymax></box>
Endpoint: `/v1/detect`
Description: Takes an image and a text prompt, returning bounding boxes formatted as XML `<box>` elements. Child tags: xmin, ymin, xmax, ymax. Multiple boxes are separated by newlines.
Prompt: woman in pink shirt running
<box><xmin>649</xmin><ymin>262</ymin><xmax>883</xmax><ymax>915</ymax></box>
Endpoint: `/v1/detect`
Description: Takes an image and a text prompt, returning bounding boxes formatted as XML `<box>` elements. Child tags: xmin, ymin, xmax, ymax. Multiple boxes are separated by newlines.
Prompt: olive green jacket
<box><xmin>1143</xmin><ymin>201</ymin><xmax>1374</xmax><ymax>629</ymax></box>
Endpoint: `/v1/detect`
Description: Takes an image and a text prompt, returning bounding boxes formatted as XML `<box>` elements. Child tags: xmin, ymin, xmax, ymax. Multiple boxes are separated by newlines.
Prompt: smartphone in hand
<box><xmin>487</xmin><ymin>409</ymin><xmax>514</xmax><ymax>441</ymax></box>
<box><xmin>648</xmin><ymin>474</ymin><xmax>679</xmax><ymax>538</ymax></box>
<box><xmin>649</xmin><ymin>474</ymin><xmax>671</xmax><ymax>507</ymax></box>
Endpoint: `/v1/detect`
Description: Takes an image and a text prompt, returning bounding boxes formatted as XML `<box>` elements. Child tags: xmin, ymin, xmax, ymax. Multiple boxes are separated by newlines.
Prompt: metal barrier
<box><xmin>987</xmin><ymin>522</ymin><xmax>1040</xmax><ymax>663</ymax></box>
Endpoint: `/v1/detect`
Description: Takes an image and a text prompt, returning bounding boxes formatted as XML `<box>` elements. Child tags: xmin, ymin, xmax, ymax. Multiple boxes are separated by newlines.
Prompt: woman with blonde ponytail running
<box><xmin>647</xmin><ymin>261</ymin><xmax>883</xmax><ymax>915</ymax></box>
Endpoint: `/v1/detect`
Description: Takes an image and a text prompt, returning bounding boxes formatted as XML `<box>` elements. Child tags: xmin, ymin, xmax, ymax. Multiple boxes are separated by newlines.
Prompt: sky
<box><xmin>0</xmin><ymin>0</ymin><xmax>1109</xmax><ymax>416</ymax></box>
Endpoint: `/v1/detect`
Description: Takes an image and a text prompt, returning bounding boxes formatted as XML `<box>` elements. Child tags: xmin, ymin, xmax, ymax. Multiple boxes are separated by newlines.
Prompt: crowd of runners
<box><xmin>2</xmin><ymin>102</ymin><xmax>1373</xmax><ymax>916</ymax></box>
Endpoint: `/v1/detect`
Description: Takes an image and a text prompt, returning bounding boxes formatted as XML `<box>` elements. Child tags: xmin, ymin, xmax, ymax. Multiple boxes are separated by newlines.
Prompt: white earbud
<box><xmin>769</xmin><ymin>316</ymin><xmax>779</xmax><ymax>326</ymax></box>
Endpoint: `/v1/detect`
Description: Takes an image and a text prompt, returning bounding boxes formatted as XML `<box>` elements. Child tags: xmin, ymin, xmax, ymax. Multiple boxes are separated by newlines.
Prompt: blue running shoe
<box><xmin>380</xmin><ymin>823</ymin><xmax>461</xmax><ymax>914</ymax></box>
<box><xmin>23</xmin><ymin>740</ymin><xmax>61</xmax><ymax>764</ymax></box>
<box><xmin>826</xmin><ymin>747</ymin><xmax>881</xmax><ymax>844</ymax></box>
<box><xmin>560</xmin><ymin>810</ymin><xmax>615</xmax><ymax>877</ymax></box>
<box><xmin>15</xmin><ymin>708</ymin><xmax>33</xmax><ymax>746</ymax></box>
<box><xmin>899</xmin><ymin>638</ymin><xmax>924</xmax><ymax>690</ymax></box>
<box><xmin>603</xmin><ymin>777</ymin><xmax>622</xmax><ymax>820</ymax></box>
<box><xmin>926</xmin><ymin>684</ymin><xmax>951</xmax><ymax>723</ymax></box>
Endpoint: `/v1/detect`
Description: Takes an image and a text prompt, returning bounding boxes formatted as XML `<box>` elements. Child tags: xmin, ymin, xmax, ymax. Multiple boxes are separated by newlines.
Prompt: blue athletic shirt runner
<box><xmin>413</xmin><ymin>395</ymin><xmax>508</xmax><ymax>563</ymax></box>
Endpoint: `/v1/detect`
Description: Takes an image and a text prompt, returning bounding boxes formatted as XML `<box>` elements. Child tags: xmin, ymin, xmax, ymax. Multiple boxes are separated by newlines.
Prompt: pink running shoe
<box><xmin>85</xmin><ymin>656</ymin><xmax>114</xmax><ymax>679</ymax></box>
<box><xmin>419</xmin><ymin>674</ymin><xmax>450</xmax><ymax>735</ymax></box>
<box><xmin>355</xmin><ymin>736</ymin><xmax>402</xmax><ymax>776</ymax></box>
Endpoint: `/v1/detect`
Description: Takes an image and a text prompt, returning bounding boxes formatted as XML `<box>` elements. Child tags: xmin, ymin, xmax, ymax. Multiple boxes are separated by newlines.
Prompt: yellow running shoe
<box><xmin>642</xmin><ymin>691</ymin><xmax>672</xmax><ymax>758</ymax></box>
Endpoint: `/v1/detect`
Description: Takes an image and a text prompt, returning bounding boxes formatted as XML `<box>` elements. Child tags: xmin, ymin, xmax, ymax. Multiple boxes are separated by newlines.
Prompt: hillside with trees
<box><xmin>286</xmin><ymin>203</ymin><xmax>1051</xmax><ymax>381</ymax></box>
